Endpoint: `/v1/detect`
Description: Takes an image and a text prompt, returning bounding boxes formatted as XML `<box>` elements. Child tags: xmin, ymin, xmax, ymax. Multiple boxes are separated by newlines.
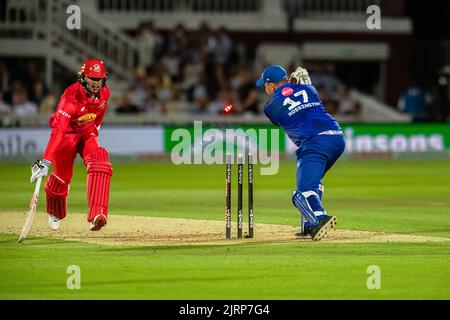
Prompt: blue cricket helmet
<box><xmin>256</xmin><ymin>65</ymin><xmax>288</xmax><ymax>87</ymax></box>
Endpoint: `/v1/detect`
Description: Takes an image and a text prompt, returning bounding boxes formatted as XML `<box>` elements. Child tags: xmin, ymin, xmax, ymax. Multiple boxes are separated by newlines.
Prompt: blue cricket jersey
<box><xmin>264</xmin><ymin>83</ymin><xmax>341</xmax><ymax>147</ymax></box>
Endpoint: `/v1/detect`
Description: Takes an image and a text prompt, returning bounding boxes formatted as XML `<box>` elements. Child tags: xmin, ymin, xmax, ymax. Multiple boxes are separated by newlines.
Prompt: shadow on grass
<box><xmin>0</xmin><ymin>234</ymin><xmax>94</xmax><ymax>247</ymax></box>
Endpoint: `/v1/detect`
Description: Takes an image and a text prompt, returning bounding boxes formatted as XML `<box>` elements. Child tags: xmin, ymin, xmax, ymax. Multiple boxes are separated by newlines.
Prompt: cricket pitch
<box><xmin>1</xmin><ymin>211</ymin><xmax>448</xmax><ymax>246</ymax></box>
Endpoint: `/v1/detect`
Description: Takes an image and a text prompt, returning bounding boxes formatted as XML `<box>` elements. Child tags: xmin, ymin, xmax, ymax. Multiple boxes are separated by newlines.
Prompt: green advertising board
<box><xmin>341</xmin><ymin>124</ymin><xmax>450</xmax><ymax>153</ymax></box>
<box><xmin>164</xmin><ymin>122</ymin><xmax>450</xmax><ymax>155</ymax></box>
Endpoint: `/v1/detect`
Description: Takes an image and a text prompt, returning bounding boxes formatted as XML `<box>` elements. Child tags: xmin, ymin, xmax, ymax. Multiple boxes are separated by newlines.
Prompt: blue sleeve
<box><xmin>264</xmin><ymin>109</ymin><xmax>280</xmax><ymax>127</ymax></box>
<box><xmin>264</xmin><ymin>101</ymin><xmax>280</xmax><ymax>127</ymax></box>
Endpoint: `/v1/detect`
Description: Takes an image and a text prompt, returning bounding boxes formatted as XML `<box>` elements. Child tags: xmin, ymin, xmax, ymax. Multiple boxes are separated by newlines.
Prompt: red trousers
<box><xmin>45</xmin><ymin>128</ymin><xmax>112</xmax><ymax>222</ymax></box>
<box><xmin>50</xmin><ymin>129</ymin><xmax>100</xmax><ymax>184</ymax></box>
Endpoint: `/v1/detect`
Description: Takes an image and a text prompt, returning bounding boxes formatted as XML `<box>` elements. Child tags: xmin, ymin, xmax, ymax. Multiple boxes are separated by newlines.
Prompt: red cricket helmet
<box><xmin>80</xmin><ymin>59</ymin><xmax>107</xmax><ymax>79</ymax></box>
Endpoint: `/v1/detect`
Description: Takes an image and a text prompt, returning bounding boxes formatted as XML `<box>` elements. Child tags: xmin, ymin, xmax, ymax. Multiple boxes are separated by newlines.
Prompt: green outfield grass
<box><xmin>0</xmin><ymin>160</ymin><xmax>449</xmax><ymax>299</ymax></box>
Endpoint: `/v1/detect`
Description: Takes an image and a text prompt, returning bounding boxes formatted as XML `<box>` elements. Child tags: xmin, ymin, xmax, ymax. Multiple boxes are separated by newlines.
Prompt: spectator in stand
<box><xmin>150</xmin><ymin>62</ymin><xmax>175</xmax><ymax>107</ymax></box>
<box><xmin>142</xmin><ymin>77</ymin><xmax>171</xmax><ymax>115</ymax></box>
<box><xmin>167</xmin><ymin>24</ymin><xmax>188</xmax><ymax>55</ymax></box>
<box><xmin>197</xmin><ymin>22</ymin><xmax>217</xmax><ymax>58</ymax></box>
<box><xmin>338</xmin><ymin>85</ymin><xmax>362</xmax><ymax>119</ymax></box>
<box><xmin>142</xmin><ymin>89</ymin><xmax>162</xmax><ymax>116</ymax></box>
<box><xmin>317</xmin><ymin>82</ymin><xmax>339</xmax><ymax>116</ymax></box>
<box><xmin>11</xmin><ymin>86</ymin><xmax>37</xmax><ymax>116</ymax></box>
<box><xmin>137</xmin><ymin>21</ymin><xmax>163</xmax><ymax>72</ymax></box>
<box><xmin>30</xmin><ymin>79</ymin><xmax>49</xmax><ymax>106</ymax></box>
<box><xmin>38</xmin><ymin>88</ymin><xmax>56</xmax><ymax>115</ymax></box>
<box><xmin>182</xmin><ymin>50</ymin><xmax>206</xmax><ymax>102</ymax></box>
<box><xmin>191</xmin><ymin>71</ymin><xmax>210</xmax><ymax>114</ymax></box>
<box><xmin>213</xmin><ymin>27</ymin><xmax>233</xmax><ymax>88</ymax></box>
<box><xmin>129</xmin><ymin>67</ymin><xmax>148</xmax><ymax>108</ymax></box>
<box><xmin>24</xmin><ymin>62</ymin><xmax>41</xmax><ymax>95</ymax></box>
<box><xmin>116</xmin><ymin>90</ymin><xmax>142</xmax><ymax>114</ymax></box>
<box><xmin>0</xmin><ymin>91</ymin><xmax>12</xmax><ymax>114</ymax></box>
<box><xmin>309</xmin><ymin>63</ymin><xmax>340</xmax><ymax>99</ymax></box>
<box><xmin>398</xmin><ymin>81</ymin><xmax>432</xmax><ymax>122</ymax></box>
<box><xmin>156</xmin><ymin>77</ymin><xmax>173</xmax><ymax>114</ymax></box>
<box><xmin>233</xmin><ymin>68</ymin><xmax>259</xmax><ymax>114</ymax></box>
<box><xmin>161</xmin><ymin>51</ymin><xmax>182</xmax><ymax>83</ymax></box>
<box><xmin>0</xmin><ymin>62</ymin><xmax>10</xmax><ymax>92</ymax></box>
<box><xmin>196</xmin><ymin>22</ymin><xmax>220</xmax><ymax>97</ymax></box>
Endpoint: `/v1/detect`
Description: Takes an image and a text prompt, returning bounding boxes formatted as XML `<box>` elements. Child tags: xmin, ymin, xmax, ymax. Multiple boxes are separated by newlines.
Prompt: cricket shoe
<box><xmin>90</xmin><ymin>214</ymin><xmax>107</xmax><ymax>231</ymax></box>
<box><xmin>48</xmin><ymin>215</ymin><xmax>61</xmax><ymax>230</ymax></box>
<box><xmin>310</xmin><ymin>215</ymin><xmax>337</xmax><ymax>241</ymax></box>
<box><xmin>295</xmin><ymin>219</ymin><xmax>314</xmax><ymax>237</ymax></box>
<box><xmin>295</xmin><ymin>227</ymin><xmax>312</xmax><ymax>238</ymax></box>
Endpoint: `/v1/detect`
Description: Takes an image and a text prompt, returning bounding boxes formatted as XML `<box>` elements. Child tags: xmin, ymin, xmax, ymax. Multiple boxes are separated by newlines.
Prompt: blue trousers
<box><xmin>292</xmin><ymin>134</ymin><xmax>345</xmax><ymax>226</ymax></box>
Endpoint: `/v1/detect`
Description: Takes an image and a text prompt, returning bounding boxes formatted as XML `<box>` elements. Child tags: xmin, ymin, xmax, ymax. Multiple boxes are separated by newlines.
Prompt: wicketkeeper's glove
<box><xmin>289</xmin><ymin>67</ymin><xmax>312</xmax><ymax>85</ymax></box>
<box><xmin>30</xmin><ymin>159</ymin><xmax>51</xmax><ymax>183</ymax></box>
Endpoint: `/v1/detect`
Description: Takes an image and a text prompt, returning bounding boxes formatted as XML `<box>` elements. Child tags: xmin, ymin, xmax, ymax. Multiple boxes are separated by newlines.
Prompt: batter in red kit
<box><xmin>30</xmin><ymin>59</ymin><xmax>113</xmax><ymax>231</ymax></box>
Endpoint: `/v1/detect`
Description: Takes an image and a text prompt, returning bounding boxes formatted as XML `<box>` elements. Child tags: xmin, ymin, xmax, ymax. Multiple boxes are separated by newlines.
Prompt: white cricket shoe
<box><xmin>48</xmin><ymin>215</ymin><xmax>61</xmax><ymax>230</ymax></box>
<box><xmin>90</xmin><ymin>214</ymin><xmax>107</xmax><ymax>231</ymax></box>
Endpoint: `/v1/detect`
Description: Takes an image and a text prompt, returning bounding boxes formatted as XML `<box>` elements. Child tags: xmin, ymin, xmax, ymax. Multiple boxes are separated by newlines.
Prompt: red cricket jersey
<box><xmin>43</xmin><ymin>82</ymin><xmax>110</xmax><ymax>162</ymax></box>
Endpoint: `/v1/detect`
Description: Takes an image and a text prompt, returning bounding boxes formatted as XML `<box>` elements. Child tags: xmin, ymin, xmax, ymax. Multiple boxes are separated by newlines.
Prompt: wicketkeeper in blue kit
<box><xmin>257</xmin><ymin>65</ymin><xmax>345</xmax><ymax>241</ymax></box>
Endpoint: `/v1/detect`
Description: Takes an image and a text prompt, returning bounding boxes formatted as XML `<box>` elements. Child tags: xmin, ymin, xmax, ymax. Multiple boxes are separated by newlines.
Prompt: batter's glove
<box><xmin>289</xmin><ymin>67</ymin><xmax>312</xmax><ymax>85</ymax></box>
<box><xmin>30</xmin><ymin>159</ymin><xmax>51</xmax><ymax>183</ymax></box>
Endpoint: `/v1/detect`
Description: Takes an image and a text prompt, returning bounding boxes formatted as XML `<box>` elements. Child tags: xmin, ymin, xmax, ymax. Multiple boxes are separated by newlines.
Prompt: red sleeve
<box><xmin>53</xmin><ymin>91</ymin><xmax>77</xmax><ymax>132</ymax></box>
<box><xmin>95</xmin><ymin>86</ymin><xmax>110</xmax><ymax>128</ymax></box>
<box><xmin>43</xmin><ymin>90</ymin><xmax>77</xmax><ymax>162</ymax></box>
<box><xmin>94</xmin><ymin>105</ymin><xmax>106</xmax><ymax>128</ymax></box>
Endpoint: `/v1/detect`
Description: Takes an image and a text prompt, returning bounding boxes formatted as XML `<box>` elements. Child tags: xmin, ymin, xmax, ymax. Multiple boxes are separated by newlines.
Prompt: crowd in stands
<box><xmin>0</xmin><ymin>60</ymin><xmax>56</xmax><ymax>118</ymax></box>
<box><xmin>303</xmin><ymin>62</ymin><xmax>362</xmax><ymax>119</ymax></box>
<box><xmin>1</xmin><ymin>21</ymin><xmax>448</xmax><ymax>123</ymax></box>
<box><xmin>0</xmin><ymin>21</ymin><xmax>375</xmax><ymax>121</ymax></box>
<box><xmin>116</xmin><ymin>21</ymin><xmax>364</xmax><ymax>119</ymax></box>
<box><xmin>117</xmin><ymin>21</ymin><xmax>259</xmax><ymax>116</ymax></box>
<box><xmin>0</xmin><ymin>51</ymin><xmax>374</xmax><ymax>122</ymax></box>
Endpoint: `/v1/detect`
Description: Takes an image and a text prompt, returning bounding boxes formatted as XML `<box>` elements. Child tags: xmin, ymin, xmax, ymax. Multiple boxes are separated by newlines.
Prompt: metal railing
<box><xmin>97</xmin><ymin>0</ymin><xmax>261</xmax><ymax>13</ymax></box>
<box><xmin>0</xmin><ymin>0</ymin><xmax>45</xmax><ymax>38</ymax></box>
<box><xmin>49</xmin><ymin>0</ymin><xmax>137</xmax><ymax>81</ymax></box>
<box><xmin>96</xmin><ymin>0</ymin><xmax>380</xmax><ymax>17</ymax></box>
<box><xmin>282</xmin><ymin>0</ymin><xmax>382</xmax><ymax>18</ymax></box>
<box><xmin>0</xmin><ymin>0</ymin><xmax>138</xmax><ymax>81</ymax></box>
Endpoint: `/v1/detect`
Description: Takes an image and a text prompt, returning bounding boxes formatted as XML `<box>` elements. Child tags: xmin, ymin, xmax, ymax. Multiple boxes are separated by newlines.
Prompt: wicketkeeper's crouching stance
<box><xmin>30</xmin><ymin>59</ymin><xmax>113</xmax><ymax>231</ymax></box>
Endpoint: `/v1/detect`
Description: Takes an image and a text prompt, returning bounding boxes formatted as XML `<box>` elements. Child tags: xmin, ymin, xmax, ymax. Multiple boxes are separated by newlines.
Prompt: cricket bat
<box><xmin>18</xmin><ymin>177</ymin><xmax>42</xmax><ymax>243</ymax></box>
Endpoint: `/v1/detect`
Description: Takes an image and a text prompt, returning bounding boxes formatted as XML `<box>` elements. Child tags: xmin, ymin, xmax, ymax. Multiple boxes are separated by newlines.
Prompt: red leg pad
<box><xmin>45</xmin><ymin>173</ymin><xmax>69</xmax><ymax>219</ymax></box>
<box><xmin>86</xmin><ymin>148</ymin><xmax>113</xmax><ymax>222</ymax></box>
